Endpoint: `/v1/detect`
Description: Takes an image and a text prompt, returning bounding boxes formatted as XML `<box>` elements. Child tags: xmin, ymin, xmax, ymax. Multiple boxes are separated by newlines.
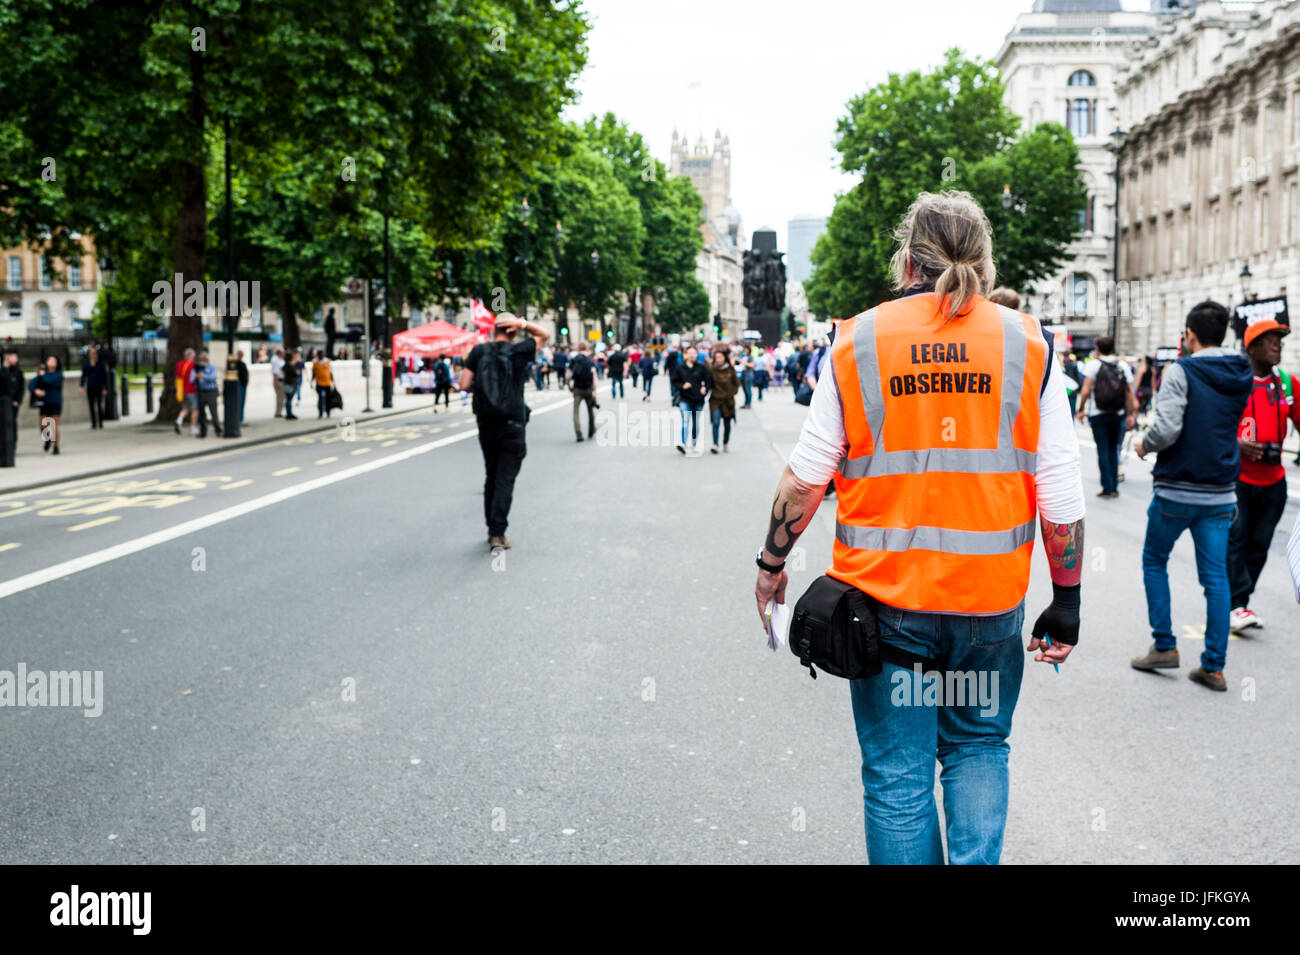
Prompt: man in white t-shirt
<box><xmin>1074</xmin><ymin>335</ymin><xmax>1137</xmax><ymax>499</ymax></box>
<box><xmin>271</xmin><ymin>348</ymin><xmax>286</xmax><ymax>418</ymax></box>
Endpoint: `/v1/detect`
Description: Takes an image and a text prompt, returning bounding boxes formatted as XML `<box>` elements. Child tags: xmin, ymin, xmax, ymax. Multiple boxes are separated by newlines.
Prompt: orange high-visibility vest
<box><xmin>828</xmin><ymin>293</ymin><xmax>1048</xmax><ymax>615</ymax></box>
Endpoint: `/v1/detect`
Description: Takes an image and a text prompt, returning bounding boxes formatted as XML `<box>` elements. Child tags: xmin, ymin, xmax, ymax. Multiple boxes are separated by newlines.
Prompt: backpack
<box><xmin>1092</xmin><ymin>360</ymin><xmax>1127</xmax><ymax>413</ymax></box>
<box><xmin>433</xmin><ymin>361</ymin><xmax>450</xmax><ymax>385</ymax></box>
<box><xmin>570</xmin><ymin>353</ymin><xmax>594</xmax><ymax>389</ymax></box>
<box><xmin>477</xmin><ymin>342</ymin><xmax>525</xmax><ymax>419</ymax></box>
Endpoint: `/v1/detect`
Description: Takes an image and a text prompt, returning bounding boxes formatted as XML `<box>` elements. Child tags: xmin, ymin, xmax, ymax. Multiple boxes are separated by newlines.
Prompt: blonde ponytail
<box><xmin>889</xmin><ymin>191</ymin><xmax>995</xmax><ymax>323</ymax></box>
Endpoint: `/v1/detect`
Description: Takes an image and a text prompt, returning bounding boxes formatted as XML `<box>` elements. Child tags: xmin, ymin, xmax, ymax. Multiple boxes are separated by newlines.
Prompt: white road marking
<box><xmin>0</xmin><ymin>399</ymin><xmax>569</xmax><ymax>600</ymax></box>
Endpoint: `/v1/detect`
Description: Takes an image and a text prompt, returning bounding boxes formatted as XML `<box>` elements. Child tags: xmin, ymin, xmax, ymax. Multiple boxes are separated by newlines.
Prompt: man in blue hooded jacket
<box><xmin>1130</xmin><ymin>301</ymin><xmax>1252</xmax><ymax>691</ymax></box>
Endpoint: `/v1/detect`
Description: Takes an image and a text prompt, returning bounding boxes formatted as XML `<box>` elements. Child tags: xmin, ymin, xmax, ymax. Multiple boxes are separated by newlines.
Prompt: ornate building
<box><xmin>671</xmin><ymin>129</ymin><xmax>748</xmax><ymax>338</ymax></box>
<box><xmin>996</xmin><ymin>0</ymin><xmax>1170</xmax><ymax>335</ymax></box>
<box><xmin>1114</xmin><ymin>0</ymin><xmax>1300</xmax><ymax>366</ymax></box>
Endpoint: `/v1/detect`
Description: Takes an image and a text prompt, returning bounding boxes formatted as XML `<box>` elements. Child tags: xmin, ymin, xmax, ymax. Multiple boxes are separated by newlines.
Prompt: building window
<box><xmin>38</xmin><ymin>256</ymin><xmax>51</xmax><ymax>290</ymax></box>
<box><xmin>68</xmin><ymin>260</ymin><xmax>81</xmax><ymax>290</ymax></box>
<box><xmin>1293</xmin><ymin>88</ymin><xmax>1300</xmax><ymax>144</ymax></box>
<box><xmin>37</xmin><ymin>303</ymin><xmax>50</xmax><ymax>328</ymax></box>
<box><xmin>1068</xmin><ymin>70</ymin><xmax>1096</xmax><ymax>87</ymax></box>
<box><xmin>5</xmin><ymin>301</ymin><xmax>19</xmax><ymax>322</ymax></box>
<box><xmin>6</xmin><ymin>256</ymin><xmax>19</xmax><ymax>291</ymax></box>
<box><xmin>1076</xmin><ymin>195</ymin><xmax>1095</xmax><ymax>233</ymax></box>
<box><xmin>1263</xmin><ymin>105</ymin><xmax>1273</xmax><ymax>155</ymax></box>
<box><xmin>1233</xmin><ymin>199</ymin><xmax>1244</xmax><ymax>256</ymax></box>
<box><xmin>1069</xmin><ymin>274</ymin><xmax>1090</xmax><ymax>315</ymax></box>
<box><xmin>67</xmin><ymin>303</ymin><xmax>79</xmax><ymax>328</ymax></box>
<box><xmin>1068</xmin><ymin>99</ymin><xmax>1095</xmax><ymax>138</ymax></box>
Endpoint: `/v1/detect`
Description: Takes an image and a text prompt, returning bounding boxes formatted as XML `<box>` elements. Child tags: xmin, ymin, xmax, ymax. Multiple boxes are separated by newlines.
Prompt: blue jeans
<box><xmin>1142</xmin><ymin>495</ymin><xmax>1236</xmax><ymax>672</ymax></box>
<box><xmin>710</xmin><ymin>406</ymin><xmax>732</xmax><ymax>446</ymax></box>
<box><xmin>741</xmin><ymin>374</ymin><xmax>753</xmax><ymax>407</ymax></box>
<box><xmin>611</xmin><ymin>375</ymin><xmax>624</xmax><ymax>398</ymax></box>
<box><xmin>677</xmin><ymin>401</ymin><xmax>700</xmax><ymax>444</ymax></box>
<box><xmin>849</xmin><ymin>602</ymin><xmax>1025</xmax><ymax>865</ymax></box>
<box><xmin>1089</xmin><ymin>414</ymin><xmax>1124</xmax><ymax>494</ymax></box>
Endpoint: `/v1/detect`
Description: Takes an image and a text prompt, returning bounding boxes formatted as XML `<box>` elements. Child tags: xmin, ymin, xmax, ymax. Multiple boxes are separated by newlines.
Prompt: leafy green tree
<box><xmin>0</xmin><ymin>0</ymin><xmax>588</xmax><ymax>420</ymax></box>
<box><xmin>656</xmin><ymin>277</ymin><xmax>710</xmax><ymax>334</ymax></box>
<box><xmin>805</xmin><ymin>49</ymin><xmax>1085</xmax><ymax>319</ymax></box>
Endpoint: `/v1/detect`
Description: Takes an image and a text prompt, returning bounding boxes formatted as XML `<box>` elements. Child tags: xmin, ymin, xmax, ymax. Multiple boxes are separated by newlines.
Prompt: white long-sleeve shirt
<box><xmin>788</xmin><ymin>350</ymin><xmax>1085</xmax><ymax>524</ymax></box>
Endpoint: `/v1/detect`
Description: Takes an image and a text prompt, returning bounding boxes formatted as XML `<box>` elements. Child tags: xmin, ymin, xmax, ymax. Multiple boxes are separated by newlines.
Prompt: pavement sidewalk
<box><xmin>1</xmin><ymin>361</ymin><xmax>462</xmax><ymax>493</ymax></box>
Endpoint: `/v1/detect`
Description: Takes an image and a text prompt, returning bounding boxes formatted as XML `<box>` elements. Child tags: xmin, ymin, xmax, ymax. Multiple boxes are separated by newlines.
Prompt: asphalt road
<box><xmin>1</xmin><ymin>378</ymin><xmax>1296</xmax><ymax>864</ymax></box>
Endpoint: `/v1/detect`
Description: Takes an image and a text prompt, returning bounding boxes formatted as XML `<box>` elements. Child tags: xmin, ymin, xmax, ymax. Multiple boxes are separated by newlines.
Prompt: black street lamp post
<box><xmin>999</xmin><ymin>184</ymin><xmax>1014</xmax><ymax>280</ymax></box>
<box><xmin>382</xmin><ymin>211</ymin><xmax>393</xmax><ymax>408</ymax></box>
<box><xmin>1108</xmin><ymin>123</ymin><xmax>1126</xmax><ymax>343</ymax></box>
<box><xmin>518</xmin><ymin>198</ymin><xmax>531</xmax><ymax>321</ymax></box>
<box><xmin>222</xmin><ymin>113</ymin><xmax>241</xmax><ymax>437</ymax></box>
<box><xmin>554</xmin><ymin>222</ymin><xmax>565</xmax><ymax>341</ymax></box>
<box><xmin>591</xmin><ymin>249</ymin><xmax>601</xmax><ymax>341</ymax></box>
<box><xmin>100</xmin><ymin>256</ymin><xmax>118</xmax><ymax>421</ymax></box>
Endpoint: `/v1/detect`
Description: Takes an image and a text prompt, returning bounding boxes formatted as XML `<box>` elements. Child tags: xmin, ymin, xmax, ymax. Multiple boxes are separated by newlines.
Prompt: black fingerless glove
<box><xmin>1031</xmin><ymin>583</ymin><xmax>1080</xmax><ymax>646</ymax></box>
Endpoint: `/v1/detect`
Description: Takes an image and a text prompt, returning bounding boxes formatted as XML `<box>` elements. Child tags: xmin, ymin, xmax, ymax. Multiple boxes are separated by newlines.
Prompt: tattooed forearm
<box><xmin>767</xmin><ymin>500</ymin><xmax>802</xmax><ymax>558</ymax></box>
<box><xmin>762</xmin><ymin>467</ymin><xmax>825</xmax><ymax>561</ymax></box>
<box><xmin>1040</xmin><ymin>516</ymin><xmax>1084</xmax><ymax>586</ymax></box>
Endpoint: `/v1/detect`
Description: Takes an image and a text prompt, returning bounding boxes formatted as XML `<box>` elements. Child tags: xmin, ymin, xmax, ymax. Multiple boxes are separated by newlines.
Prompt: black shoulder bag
<box><xmin>790</xmin><ymin>575</ymin><xmax>938</xmax><ymax>680</ymax></box>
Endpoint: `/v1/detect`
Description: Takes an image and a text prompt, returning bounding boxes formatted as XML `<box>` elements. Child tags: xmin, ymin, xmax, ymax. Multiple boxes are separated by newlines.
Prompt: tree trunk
<box><xmin>389</xmin><ymin>285</ymin><xmax>407</xmax><ymax>335</ymax></box>
<box><xmin>627</xmin><ymin>287</ymin><xmax>638</xmax><ymax>344</ymax></box>
<box><xmin>280</xmin><ymin>290</ymin><xmax>300</xmax><ymax>352</ymax></box>
<box><xmin>156</xmin><ymin>47</ymin><xmax>207</xmax><ymax>424</ymax></box>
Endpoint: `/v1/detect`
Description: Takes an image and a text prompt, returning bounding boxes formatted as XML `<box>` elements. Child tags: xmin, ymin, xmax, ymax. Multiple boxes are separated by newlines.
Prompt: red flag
<box><xmin>470</xmin><ymin>299</ymin><xmax>496</xmax><ymax>335</ymax></box>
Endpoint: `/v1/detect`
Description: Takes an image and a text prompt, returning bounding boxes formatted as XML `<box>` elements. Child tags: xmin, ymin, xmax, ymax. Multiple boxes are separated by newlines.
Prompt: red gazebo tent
<box><xmin>392</xmin><ymin>320</ymin><xmax>483</xmax><ymax>371</ymax></box>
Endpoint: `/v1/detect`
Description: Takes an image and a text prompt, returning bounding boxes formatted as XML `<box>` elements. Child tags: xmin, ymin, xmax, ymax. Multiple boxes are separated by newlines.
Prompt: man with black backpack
<box><xmin>567</xmin><ymin>340</ymin><xmax>598</xmax><ymax>442</ymax></box>
<box><xmin>460</xmin><ymin>312</ymin><xmax>549</xmax><ymax>550</ymax></box>
<box><xmin>1074</xmin><ymin>336</ymin><xmax>1137</xmax><ymax>499</ymax></box>
<box><xmin>432</xmin><ymin>357</ymin><xmax>452</xmax><ymax>412</ymax></box>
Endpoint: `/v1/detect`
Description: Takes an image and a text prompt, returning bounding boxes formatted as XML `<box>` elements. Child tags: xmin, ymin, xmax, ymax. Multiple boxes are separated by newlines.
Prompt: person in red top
<box><xmin>1228</xmin><ymin>319</ymin><xmax>1299</xmax><ymax>631</ymax></box>
<box><xmin>173</xmin><ymin>347</ymin><xmax>199</xmax><ymax>436</ymax></box>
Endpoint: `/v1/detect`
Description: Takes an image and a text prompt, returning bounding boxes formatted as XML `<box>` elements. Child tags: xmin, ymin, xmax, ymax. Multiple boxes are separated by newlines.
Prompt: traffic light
<box><xmin>606</xmin><ymin>329</ymin><xmax>614</xmax><ymax>339</ymax></box>
<box><xmin>560</xmin><ymin>325</ymin><xmax>569</xmax><ymax>336</ymax></box>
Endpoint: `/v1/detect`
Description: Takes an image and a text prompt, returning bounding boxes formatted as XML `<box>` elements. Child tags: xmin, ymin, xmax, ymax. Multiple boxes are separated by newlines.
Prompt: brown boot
<box><xmin>1189</xmin><ymin>667</ymin><xmax>1227</xmax><ymax>692</ymax></box>
<box><xmin>1131</xmin><ymin>644</ymin><xmax>1179</xmax><ymax>671</ymax></box>
<box><xmin>488</xmin><ymin>535</ymin><xmax>512</xmax><ymax>550</ymax></box>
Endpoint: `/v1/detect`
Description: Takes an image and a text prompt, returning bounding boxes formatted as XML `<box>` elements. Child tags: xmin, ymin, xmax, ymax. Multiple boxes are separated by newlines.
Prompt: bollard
<box><xmin>132</xmin><ymin>349</ymin><xmax>139</xmax><ymax>375</ymax></box>
<box><xmin>145</xmin><ymin>372</ymin><xmax>154</xmax><ymax>414</ymax></box>
<box><xmin>120</xmin><ymin>372</ymin><xmax>130</xmax><ymax>416</ymax></box>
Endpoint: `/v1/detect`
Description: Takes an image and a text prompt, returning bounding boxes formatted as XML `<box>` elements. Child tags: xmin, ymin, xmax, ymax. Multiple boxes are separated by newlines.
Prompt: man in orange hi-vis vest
<box><xmin>753</xmin><ymin>192</ymin><xmax>1086</xmax><ymax>864</ymax></box>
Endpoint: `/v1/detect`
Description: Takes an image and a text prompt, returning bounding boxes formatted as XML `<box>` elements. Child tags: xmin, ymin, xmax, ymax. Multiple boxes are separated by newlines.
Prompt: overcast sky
<box><xmin>564</xmin><ymin>0</ymin><xmax>1149</xmax><ymax>251</ymax></box>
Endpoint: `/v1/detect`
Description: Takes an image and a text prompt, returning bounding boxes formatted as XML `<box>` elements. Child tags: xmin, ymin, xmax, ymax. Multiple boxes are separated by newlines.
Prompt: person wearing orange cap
<box><xmin>1228</xmin><ymin>319</ymin><xmax>1298</xmax><ymax>633</ymax></box>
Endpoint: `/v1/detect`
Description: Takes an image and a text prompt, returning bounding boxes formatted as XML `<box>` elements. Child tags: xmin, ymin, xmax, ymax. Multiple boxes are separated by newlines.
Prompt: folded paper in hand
<box><xmin>765</xmin><ymin>599</ymin><xmax>791</xmax><ymax>651</ymax></box>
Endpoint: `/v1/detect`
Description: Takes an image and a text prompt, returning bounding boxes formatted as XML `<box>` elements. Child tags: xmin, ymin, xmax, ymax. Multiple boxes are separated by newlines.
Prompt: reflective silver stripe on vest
<box><xmin>835</xmin><ymin>518</ymin><xmax>1036</xmax><ymax>555</ymax></box>
<box><xmin>839</xmin><ymin>300</ymin><xmax>1037</xmax><ymax>479</ymax></box>
<box><xmin>840</xmin><ymin>446</ymin><xmax>1037</xmax><ymax>479</ymax></box>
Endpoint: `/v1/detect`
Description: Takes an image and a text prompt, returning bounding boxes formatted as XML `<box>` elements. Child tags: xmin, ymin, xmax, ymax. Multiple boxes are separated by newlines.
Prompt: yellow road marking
<box><xmin>315</xmin><ymin>456</ymin><xmax>339</xmax><ymax>465</ymax></box>
<box><xmin>430</xmin><ymin>428</ymin><xmax>442</xmax><ymax>434</ymax></box>
<box><xmin>220</xmin><ymin>480</ymin><xmax>253</xmax><ymax>490</ymax></box>
<box><xmin>67</xmin><ymin>516</ymin><xmax>121</xmax><ymax>532</ymax></box>
<box><xmin>0</xmin><ymin>542</ymin><xmax>19</xmax><ymax>552</ymax></box>
<box><xmin>380</xmin><ymin>440</ymin><xmax>398</xmax><ymax>447</ymax></box>
<box><xmin>273</xmin><ymin>467</ymin><xmax>300</xmax><ymax>477</ymax></box>
<box><xmin>351</xmin><ymin>448</ymin><xmax>371</xmax><ymax>456</ymax></box>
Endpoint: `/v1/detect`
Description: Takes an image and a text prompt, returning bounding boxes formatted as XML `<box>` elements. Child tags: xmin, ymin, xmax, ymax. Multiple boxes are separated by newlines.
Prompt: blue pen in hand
<box><xmin>1042</xmin><ymin>635</ymin><xmax>1060</xmax><ymax>673</ymax></box>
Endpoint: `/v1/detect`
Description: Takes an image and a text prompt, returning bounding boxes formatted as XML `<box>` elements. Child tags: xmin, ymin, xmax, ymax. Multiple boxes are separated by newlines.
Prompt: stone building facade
<box><xmin>1114</xmin><ymin>0</ymin><xmax>1300</xmax><ymax>366</ymax></box>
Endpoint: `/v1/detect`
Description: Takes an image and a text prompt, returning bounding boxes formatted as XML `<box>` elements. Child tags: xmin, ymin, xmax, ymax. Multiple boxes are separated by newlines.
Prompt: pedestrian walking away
<box><xmin>29</xmin><ymin>354</ymin><xmax>65</xmax><ymax>454</ymax></box>
<box><xmin>753</xmin><ymin>191</ymin><xmax>1085</xmax><ymax>864</ymax></box>
<box><xmin>235</xmin><ymin>349</ymin><xmax>250</xmax><ymax>423</ymax></box>
<box><xmin>79</xmin><ymin>345</ymin><xmax>108</xmax><ymax>429</ymax></box>
<box><xmin>1131</xmin><ymin>301</ymin><xmax>1252</xmax><ymax>692</ymax></box>
<box><xmin>461</xmin><ymin>312</ymin><xmax>550</xmax><ymax>549</ymax></box>
<box><xmin>432</xmin><ymin>357</ymin><xmax>453</xmax><ymax>412</ymax></box>
<box><xmin>281</xmin><ymin>350</ymin><xmax>301</xmax><ymax>420</ymax></box>
<box><xmin>1227</xmin><ymin>318</ymin><xmax>1299</xmax><ymax>633</ymax></box>
<box><xmin>639</xmin><ymin>350</ymin><xmax>657</xmax><ymax>401</ymax></box>
<box><xmin>271</xmin><ymin>348</ymin><xmax>286</xmax><ymax>418</ymax></box>
<box><xmin>0</xmin><ymin>348</ymin><xmax>22</xmax><ymax>465</ymax></box>
<box><xmin>607</xmin><ymin>346</ymin><xmax>627</xmax><ymax>399</ymax></box>
<box><xmin>568</xmin><ymin>340</ymin><xmax>598</xmax><ymax>441</ymax></box>
<box><xmin>312</xmin><ymin>353</ymin><xmax>334</xmax><ymax>418</ymax></box>
<box><xmin>707</xmin><ymin>347</ymin><xmax>739</xmax><ymax>453</ymax></box>
<box><xmin>1074</xmin><ymin>335</ymin><xmax>1137</xmax><ymax>498</ymax></box>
